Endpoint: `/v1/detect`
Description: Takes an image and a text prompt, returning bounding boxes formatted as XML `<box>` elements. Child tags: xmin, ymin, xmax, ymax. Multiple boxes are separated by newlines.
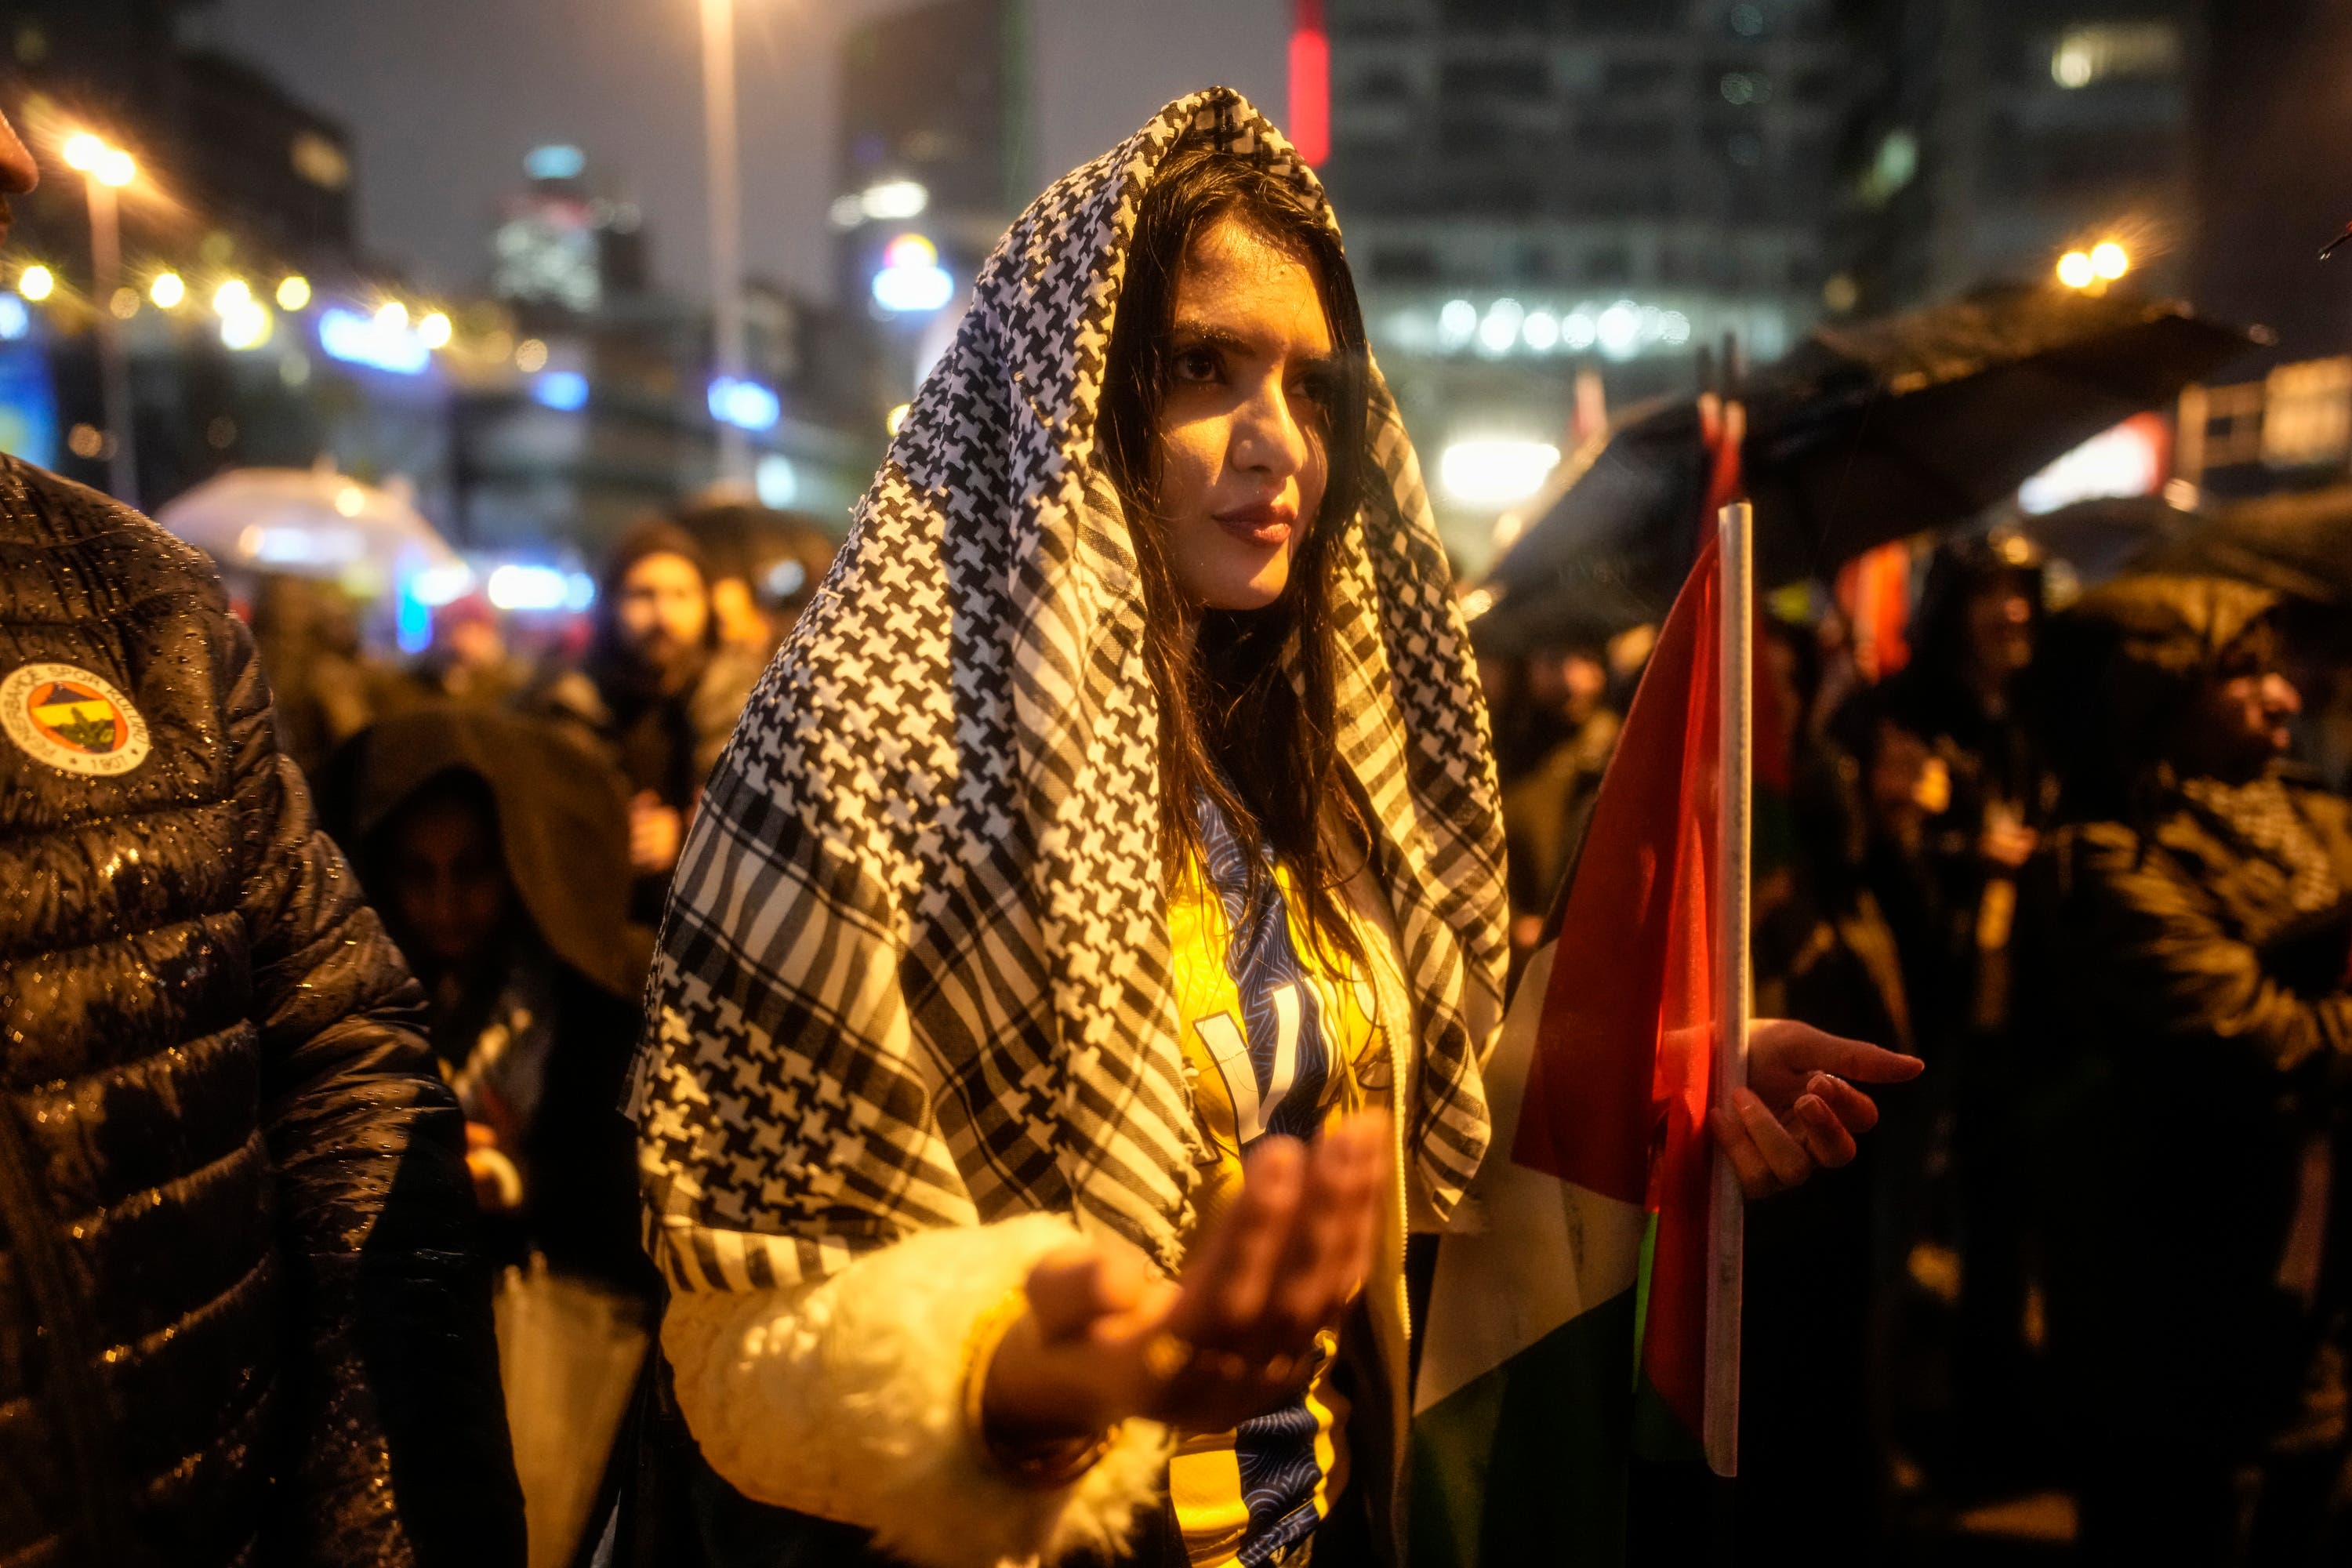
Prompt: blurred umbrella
<box><xmin>2206</xmin><ymin>486</ymin><xmax>2352</xmax><ymax>601</ymax></box>
<box><xmin>2018</xmin><ymin>493</ymin><xmax>2343</xmax><ymax>603</ymax></box>
<box><xmin>1473</xmin><ymin>285</ymin><xmax>2256</xmax><ymax>655</ymax></box>
<box><xmin>2016</xmin><ymin>495</ymin><xmax>2209</xmax><ymax>585</ymax></box>
<box><xmin>156</xmin><ymin>466</ymin><xmax>459</xmax><ymax>593</ymax></box>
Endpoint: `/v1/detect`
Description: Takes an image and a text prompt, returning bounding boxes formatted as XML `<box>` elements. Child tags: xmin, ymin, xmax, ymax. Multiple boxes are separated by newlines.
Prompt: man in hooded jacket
<box><xmin>0</xmin><ymin>109</ymin><xmax>524</xmax><ymax>1565</ymax></box>
<box><xmin>2016</xmin><ymin>575</ymin><xmax>2352</xmax><ymax>1563</ymax></box>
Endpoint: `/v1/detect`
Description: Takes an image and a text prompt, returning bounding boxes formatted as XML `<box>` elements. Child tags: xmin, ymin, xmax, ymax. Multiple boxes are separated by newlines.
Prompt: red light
<box><xmin>1290</xmin><ymin>0</ymin><xmax>1330</xmax><ymax>166</ymax></box>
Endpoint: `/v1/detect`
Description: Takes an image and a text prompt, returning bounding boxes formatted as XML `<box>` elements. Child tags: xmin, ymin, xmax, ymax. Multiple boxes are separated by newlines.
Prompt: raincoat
<box><xmin>2017</xmin><ymin>576</ymin><xmax>2352</xmax><ymax>1551</ymax></box>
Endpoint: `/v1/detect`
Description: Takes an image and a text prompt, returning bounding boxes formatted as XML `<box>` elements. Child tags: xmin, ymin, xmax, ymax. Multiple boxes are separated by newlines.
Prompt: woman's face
<box><xmin>1152</xmin><ymin>216</ymin><xmax>1336</xmax><ymax>613</ymax></box>
<box><xmin>389</xmin><ymin>795</ymin><xmax>511</xmax><ymax>970</ymax></box>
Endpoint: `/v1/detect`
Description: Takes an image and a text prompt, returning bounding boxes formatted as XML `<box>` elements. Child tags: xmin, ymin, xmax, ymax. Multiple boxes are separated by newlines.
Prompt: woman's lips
<box><xmin>1213</xmin><ymin>503</ymin><xmax>1295</xmax><ymax>547</ymax></box>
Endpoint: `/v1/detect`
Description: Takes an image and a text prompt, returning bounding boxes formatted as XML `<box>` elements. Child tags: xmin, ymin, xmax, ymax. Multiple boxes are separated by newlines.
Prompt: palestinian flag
<box><xmin>1411</xmin><ymin>527</ymin><xmax>1734</xmax><ymax>1564</ymax></box>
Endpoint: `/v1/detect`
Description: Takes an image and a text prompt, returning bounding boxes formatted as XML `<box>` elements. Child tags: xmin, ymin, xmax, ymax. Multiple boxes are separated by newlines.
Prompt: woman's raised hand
<box><xmin>982</xmin><ymin>1111</ymin><xmax>1391</xmax><ymax>1449</ymax></box>
<box><xmin>1711</xmin><ymin>1018</ymin><xmax>1924</xmax><ymax>1198</ymax></box>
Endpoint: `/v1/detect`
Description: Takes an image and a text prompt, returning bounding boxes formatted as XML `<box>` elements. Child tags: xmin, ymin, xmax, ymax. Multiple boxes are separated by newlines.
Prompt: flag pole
<box><xmin>1704</xmin><ymin>498</ymin><xmax>1755</xmax><ymax>1479</ymax></box>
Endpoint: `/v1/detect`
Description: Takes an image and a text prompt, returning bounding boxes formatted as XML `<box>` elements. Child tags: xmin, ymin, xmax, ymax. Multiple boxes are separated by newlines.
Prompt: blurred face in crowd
<box><xmin>389</xmin><ymin>792</ymin><xmax>511</xmax><ymax>971</ymax></box>
<box><xmin>1154</xmin><ymin>217</ymin><xmax>1334</xmax><ymax>613</ymax></box>
<box><xmin>1961</xmin><ymin>573</ymin><xmax>2036</xmax><ymax>684</ymax></box>
<box><xmin>614</xmin><ymin>551</ymin><xmax>710</xmax><ymax>682</ymax></box>
<box><xmin>445</xmin><ymin>616</ymin><xmax>504</xmax><ymax>673</ymax></box>
<box><xmin>2177</xmin><ymin>645</ymin><xmax>2301</xmax><ymax>785</ymax></box>
<box><xmin>0</xmin><ymin>111</ymin><xmax>36</xmax><ymax>247</ymax></box>
<box><xmin>708</xmin><ymin>575</ymin><xmax>772</xmax><ymax>653</ymax></box>
<box><xmin>1528</xmin><ymin>648</ymin><xmax>1608</xmax><ymax>726</ymax></box>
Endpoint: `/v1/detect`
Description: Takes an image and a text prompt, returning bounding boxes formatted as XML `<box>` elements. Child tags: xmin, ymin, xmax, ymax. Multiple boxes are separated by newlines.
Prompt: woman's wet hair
<box><xmin>1097</xmin><ymin>146</ymin><xmax>1374</xmax><ymax>960</ymax></box>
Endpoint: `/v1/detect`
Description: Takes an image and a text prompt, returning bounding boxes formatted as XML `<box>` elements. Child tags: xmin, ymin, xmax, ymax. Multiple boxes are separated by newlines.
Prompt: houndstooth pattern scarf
<box><xmin>630</xmin><ymin>89</ymin><xmax>1505</xmax><ymax>1295</ymax></box>
<box><xmin>2180</xmin><ymin>773</ymin><xmax>2344</xmax><ymax>916</ymax></box>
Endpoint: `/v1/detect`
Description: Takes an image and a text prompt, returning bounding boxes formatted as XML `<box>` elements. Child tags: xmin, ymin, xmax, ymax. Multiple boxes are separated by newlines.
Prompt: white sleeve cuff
<box><xmin>662</xmin><ymin>1212</ymin><xmax>1173</xmax><ymax>1568</ymax></box>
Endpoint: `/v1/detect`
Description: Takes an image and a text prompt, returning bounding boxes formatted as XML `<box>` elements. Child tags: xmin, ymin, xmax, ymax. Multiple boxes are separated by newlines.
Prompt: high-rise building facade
<box><xmin>1851</xmin><ymin>0</ymin><xmax>2198</xmax><ymax>312</ymax></box>
<box><xmin>830</xmin><ymin>0</ymin><xmax>1030</xmax><ymax>412</ymax></box>
<box><xmin>1324</xmin><ymin>0</ymin><xmax>1863</xmax><ymax>564</ymax></box>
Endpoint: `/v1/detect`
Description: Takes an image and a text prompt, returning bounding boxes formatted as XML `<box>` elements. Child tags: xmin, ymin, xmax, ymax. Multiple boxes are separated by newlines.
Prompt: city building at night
<box><xmin>1849</xmin><ymin>0</ymin><xmax>2196</xmax><ymax>311</ymax></box>
<box><xmin>830</xmin><ymin>0</ymin><xmax>1032</xmax><ymax>421</ymax></box>
<box><xmin>0</xmin><ymin>9</ymin><xmax>878</xmax><ymax>575</ymax></box>
<box><xmin>1323</xmin><ymin>0</ymin><xmax>1865</xmax><ymax>567</ymax></box>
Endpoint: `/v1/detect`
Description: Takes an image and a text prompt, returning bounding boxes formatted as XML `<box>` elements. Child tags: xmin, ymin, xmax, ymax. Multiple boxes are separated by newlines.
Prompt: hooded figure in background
<box><xmin>1871</xmin><ymin>532</ymin><xmax>2062</xmax><ymax>1495</ymax></box>
<box><xmin>324</xmin><ymin>706</ymin><xmax>652</xmax><ymax>1290</ymax></box>
<box><xmin>2016</xmin><ymin>575</ymin><xmax>2352</xmax><ymax>1564</ymax></box>
<box><xmin>323</xmin><ymin>706</ymin><xmax>659</xmax><ymax>1568</ymax></box>
<box><xmin>529</xmin><ymin>520</ymin><xmax>763</xmax><ymax>922</ymax></box>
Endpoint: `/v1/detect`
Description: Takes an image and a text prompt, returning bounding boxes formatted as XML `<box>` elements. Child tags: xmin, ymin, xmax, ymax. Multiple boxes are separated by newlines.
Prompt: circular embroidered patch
<box><xmin>0</xmin><ymin>662</ymin><xmax>152</xmax><ymax>776</ymax></box>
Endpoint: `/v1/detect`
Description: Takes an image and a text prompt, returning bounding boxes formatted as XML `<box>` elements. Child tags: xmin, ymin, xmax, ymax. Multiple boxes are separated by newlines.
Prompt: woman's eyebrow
<box><xmin>1169</xmin><ymin>321</ymin><xmax>1258</xmax><ymax>356</ymax></box>
<box><xmin>1170</xmin><ymin>320</ymin><xmax>1338</xmax><ymax>374</ymax></box>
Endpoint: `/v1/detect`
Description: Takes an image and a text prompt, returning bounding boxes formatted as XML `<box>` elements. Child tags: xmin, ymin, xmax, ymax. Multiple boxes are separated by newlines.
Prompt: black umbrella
<box><xmin>1473</xmin><ymin>285</ymin><xmax>2257</xmax><ymax>655</ymax></box>
<box><xmin>2016</xmin><ymin>493</ymin><xmax>2343</xmax><ymax>603</ymax></box>
<box><xmin>2207</xmin><ymin>486</ymin><xmax>2352</xmax><ymax>601</ymax></box>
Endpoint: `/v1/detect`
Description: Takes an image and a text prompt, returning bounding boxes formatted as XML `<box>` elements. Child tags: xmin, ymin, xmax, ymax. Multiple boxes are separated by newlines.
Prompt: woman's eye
<box><xmin>1172</xmin><ymin>347</ymin><xmax>1220</xmax><ymax>383</ymax></box>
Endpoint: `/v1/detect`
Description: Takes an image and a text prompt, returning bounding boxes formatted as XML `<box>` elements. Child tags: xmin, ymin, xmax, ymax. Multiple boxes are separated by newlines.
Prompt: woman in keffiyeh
<box><xmin>629</xmin><ymin>89</ymin><xmax>1903</xmax><ymax>1568</ymax></box>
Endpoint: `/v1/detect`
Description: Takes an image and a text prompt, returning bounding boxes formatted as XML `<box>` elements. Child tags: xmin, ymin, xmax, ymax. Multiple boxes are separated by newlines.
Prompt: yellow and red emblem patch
<box><xmin>0</xmin><ymin>662</ymin><xmax>151</xmax><ymax>776</ymax></box>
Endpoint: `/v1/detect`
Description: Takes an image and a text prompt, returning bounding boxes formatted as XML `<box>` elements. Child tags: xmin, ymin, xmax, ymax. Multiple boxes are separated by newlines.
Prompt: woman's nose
<box><xmin>1230</xmin><ymin>379</ymin><xmax>1307</xmax><ymax>477</ymax></box>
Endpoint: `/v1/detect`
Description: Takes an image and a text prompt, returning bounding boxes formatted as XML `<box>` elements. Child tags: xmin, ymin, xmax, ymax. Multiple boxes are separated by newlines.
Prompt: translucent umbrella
<box><xmin>154</xmin><ymin>467</ymin><xmax>461</xmax><ymax>594</ymax></box>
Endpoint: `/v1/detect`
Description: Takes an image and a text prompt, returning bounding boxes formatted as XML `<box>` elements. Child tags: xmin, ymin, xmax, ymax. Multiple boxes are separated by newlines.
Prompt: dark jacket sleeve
<box><xmin>225</xmin><ymin>618</ymin><xmax>526</xmax><ymax>1567</ymax></box>
<box><xmin>2067</xmin><ymin>822</ymin><xmax>2352</xmax><ymax>1076</ymax></box>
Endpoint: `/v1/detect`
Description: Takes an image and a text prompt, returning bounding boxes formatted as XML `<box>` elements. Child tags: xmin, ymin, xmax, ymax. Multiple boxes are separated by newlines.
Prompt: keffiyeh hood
<box><xmin>633</xmin><ymin>89</ymin><xmax>1505</xmax><ymax>1290</ymax></box>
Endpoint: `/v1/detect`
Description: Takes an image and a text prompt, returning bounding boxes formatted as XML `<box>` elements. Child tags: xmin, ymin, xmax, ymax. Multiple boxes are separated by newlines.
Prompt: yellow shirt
<box><xmin>1166</xmin><ymin>808</ymin><xmax>1392</xmax><ymax>1568</ymax></box>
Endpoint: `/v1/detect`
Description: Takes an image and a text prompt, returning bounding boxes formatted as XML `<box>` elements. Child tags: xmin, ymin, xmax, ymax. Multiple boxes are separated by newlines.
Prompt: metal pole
<box><xmin>87</xmin><ymin>176</ymin><xmax>136</xmax><ymax>506</ymax></box>
<box><xmin>1703</xmin><ymin>496</ymin><xmax>1755</xmax><ymax>1479</ymax></box>
<box><xmin>700</xmin><ymin>0</ymin><xmax>751</xmax><ymax>485</ymax></box>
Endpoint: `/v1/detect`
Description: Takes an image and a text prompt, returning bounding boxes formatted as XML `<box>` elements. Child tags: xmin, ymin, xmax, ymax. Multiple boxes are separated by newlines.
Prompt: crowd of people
<box><xmin>250</xmin><ymin>506</ymin><xmax>817</xmax><ymax>1563</ymax></box>
<box><xmin>1488</xmin><ymin>530</ymin><xmax>2352</xmax><ymax>1561</ymax></box>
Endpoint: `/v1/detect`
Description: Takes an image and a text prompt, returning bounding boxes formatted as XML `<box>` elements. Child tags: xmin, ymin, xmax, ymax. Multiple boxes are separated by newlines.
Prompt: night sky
<box><xmin>191</xmin><ymin>0</ymin><xmax>1284</xmax><ymax>306</ymax></box>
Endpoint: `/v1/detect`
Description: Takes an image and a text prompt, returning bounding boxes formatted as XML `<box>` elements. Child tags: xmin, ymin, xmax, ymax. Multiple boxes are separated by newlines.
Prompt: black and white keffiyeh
<box><xmin>632</xmin><ymin>89</ymin><xmax>1506</xmax><ymax>1294</ymax></box>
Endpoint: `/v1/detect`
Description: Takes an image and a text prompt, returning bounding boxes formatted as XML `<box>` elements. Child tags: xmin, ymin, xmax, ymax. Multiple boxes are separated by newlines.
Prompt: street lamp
<box><xmin>700</xmin><ymin>0</ymin><xmax>753</xmax><ymax>485</ymax></box>
<box><xmin>2057</xmin><ymin>240</ymin><xmax>2130</xmax><ymax>293</ymax></box>
<box><xmin>63</xmin><ymin>130</ymin><xmax>140</xmax><ymax>503</ymax></box>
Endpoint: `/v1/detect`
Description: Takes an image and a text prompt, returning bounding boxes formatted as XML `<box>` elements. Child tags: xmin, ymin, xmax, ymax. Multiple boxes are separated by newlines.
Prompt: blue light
<box><xmin>395</xmin><ymin>581</ymin><xmax>432</xmax><ymax>654</ymax></box>
<box><xmin>525</xmin><ymin>143</ymin><xmax>586</xmax><ymax>181</ymax></box>
<box><xmin>318</xmin><ymin>307</ymin><xmax>430</xmax><ymax>376</ymax></box>
<box><xmin>870</xmin><ymin>263</ymin><xmax>955</xmax><ymax>314</ymax></box>
<box><xmin>708</xmin><ymin>376</ymin><xmax>781</xmax><ymax>432</ymax></box>
<box><xmin>756</xmin><ymin>452</ymin><xmax>799</xmax><ymax>508</ymax></box>
<box><xmin>532</xmin><ymin>371</ymin><xmax>590</xmax><ymax>411</ymax></box>
<box><xmin>0</xmin><ymin>295</ymin><xmax>28</xmax><ymax>342</ymax></box>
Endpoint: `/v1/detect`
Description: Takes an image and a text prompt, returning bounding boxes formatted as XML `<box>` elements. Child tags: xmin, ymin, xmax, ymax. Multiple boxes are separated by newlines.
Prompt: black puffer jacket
<box><xmin>0</xmin><ymin>458</ymin><xmax>524</xmax><ymax>1566</ymax></box>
